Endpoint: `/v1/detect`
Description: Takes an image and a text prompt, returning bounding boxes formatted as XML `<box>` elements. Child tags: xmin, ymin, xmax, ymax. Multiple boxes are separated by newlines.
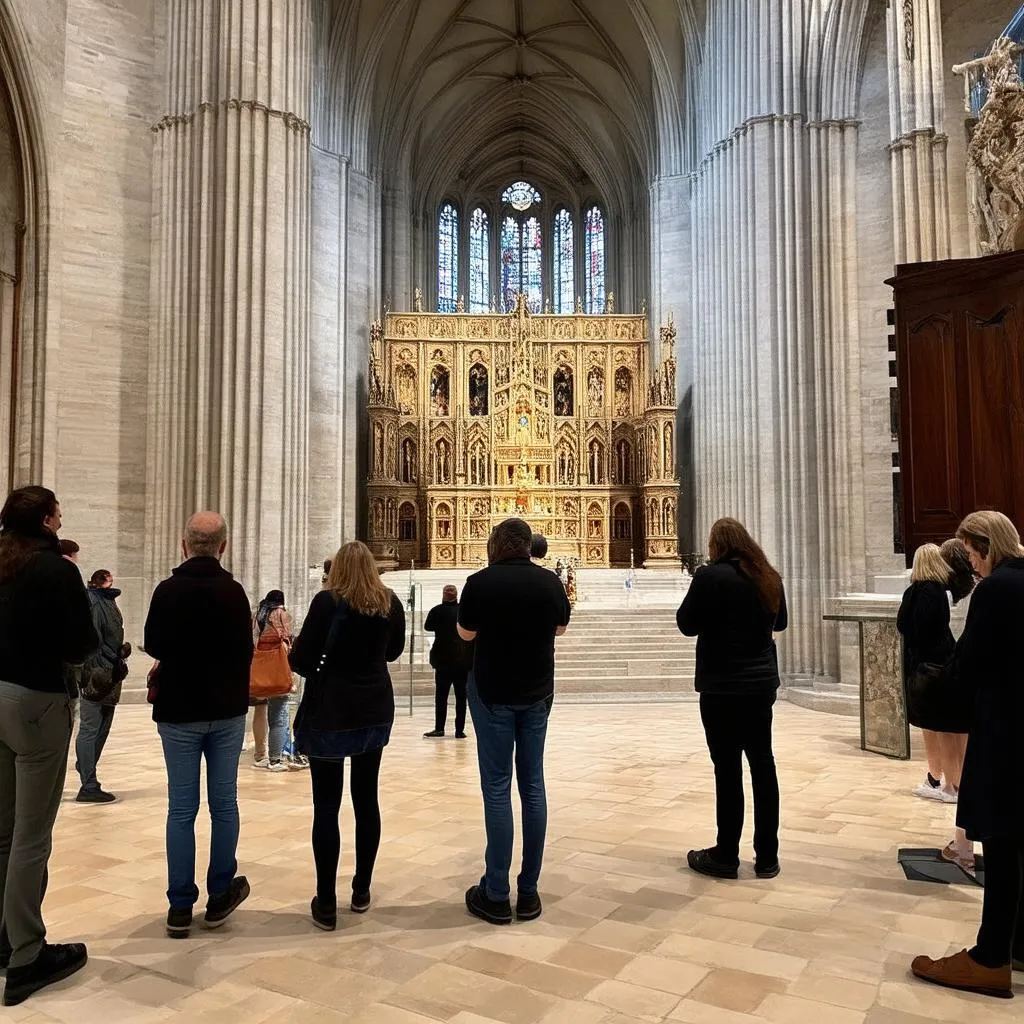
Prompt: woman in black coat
<box><xmin>676</xmin><ymin>517</ymin><xmax>787</xmax><ymax>881</ymax></box>
<box><xmin>912</xmin><ymin>510</ymin><xmax>1024</xmax><ymax>999</ymax></box>
<box><xmin>289</xmin><ymin>540</ymin><xmax>405</xmax><ymax>931</ymax></box>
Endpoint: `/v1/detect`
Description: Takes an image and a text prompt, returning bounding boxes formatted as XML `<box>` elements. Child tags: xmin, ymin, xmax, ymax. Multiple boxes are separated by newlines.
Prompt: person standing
<box><xmin>459</xmin><ymin>518</ymin><xmax>571</xmax><ymax>925</ymax></box>
<box><xmin>144</xmin><ymin>511</ymin><xmax>254</xmax><ymax>938</ymax></box>
<box><xmin>677</xmin><ymin>517</ymin><xmax>787</xmax><ymax>881</ymax></box>
<box><xmin>75</xmin><ymin>570</ymin><xmax>127</xmax><ymax>803</ymax></box>
<box><xmin>423</xmin><ymin>585</ymin><xmax>470</xmax><ymax>739</ymax></box>
<box><xmin>0</xmin><ymin>486</ymin><xmax>97</xmax><ymax>1006</ymax></box>
<box><xmin>289</xmin><ymin>541</ymin><xmax>406</xmax><ymax>930</ymax></box>
<box><xmin>58</xmin><ymin>539</ymin><xmax>80</xmax><ymax>564</ymax></box>
<box><xmin>912</xmin><ymin>510</ymin><xmax>1024</xmax><ymax>999</ymax></box>
<box><xmin>249</xmin><ymin>589</ymin><xmax>296</xmax><ymax>772</ymax></box>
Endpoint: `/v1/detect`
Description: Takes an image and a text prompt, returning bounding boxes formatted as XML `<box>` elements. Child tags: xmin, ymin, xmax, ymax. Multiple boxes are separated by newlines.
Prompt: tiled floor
<box><xmin>8</xmin><ymin>702</ymin><xmax>1019</xmax><ymax>1022</ymax></box>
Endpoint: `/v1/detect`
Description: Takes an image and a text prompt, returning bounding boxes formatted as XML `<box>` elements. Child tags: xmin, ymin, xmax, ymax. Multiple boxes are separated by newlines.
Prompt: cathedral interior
<box><xmin>0</xmin><ymin>0</ymin><xmax>1021</xmax><ymax>686</ymax></box>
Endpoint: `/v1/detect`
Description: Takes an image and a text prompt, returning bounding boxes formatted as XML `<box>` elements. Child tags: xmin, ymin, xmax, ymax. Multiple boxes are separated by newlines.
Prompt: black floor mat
<box><xmin>899</xmin><ymin>847</ymin><xmax>985</xmax><ymax>887</ymax></box>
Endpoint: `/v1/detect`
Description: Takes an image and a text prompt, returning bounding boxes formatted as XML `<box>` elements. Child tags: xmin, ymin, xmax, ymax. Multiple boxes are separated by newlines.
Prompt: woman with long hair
<box><xmin>289</xmin><ymin>541</ymin><xmax>405</xmax><ymax>931</ymax></box>
<box><xmin>912</xmin><ymin>510</ymin><xmax>1024</xmax><ymax>998</ymax></box>
<box><xmin>677</xmin><ymin>517</ymin><xmax>787</xmax><ymax>880</ymax></box>
<box><xmin>0</xmin><ymin>487</ymin><xmax>97</xmax><ymax>1004</ymax></box>
<box><xmin>249</xmin><ymin>589</ymin><xmax>296</xmax><ymax>772</ymax></box>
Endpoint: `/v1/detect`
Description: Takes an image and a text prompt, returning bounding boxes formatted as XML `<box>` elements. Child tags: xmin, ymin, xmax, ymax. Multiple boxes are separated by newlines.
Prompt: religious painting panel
<box><xmin>469</xmin><ymin>362</ymin><xmax>489</xmax><ymax>416</ymax></box>
<box><xmin>430</xmin><ymin>365</ymin><xmax>450</xmax><ymax>416</ymax></box>
<box><xmin>554</xmin><ymin>365</ymin><xmax>574</xmax><ymax>416</ymax></box>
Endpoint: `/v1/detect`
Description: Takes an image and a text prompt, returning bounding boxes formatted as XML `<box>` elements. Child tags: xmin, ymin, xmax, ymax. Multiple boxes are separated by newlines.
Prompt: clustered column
<box><xmin>147</xmin><ymin>0</ymin><xmax>311</xmax><ymax>605</ymax></box>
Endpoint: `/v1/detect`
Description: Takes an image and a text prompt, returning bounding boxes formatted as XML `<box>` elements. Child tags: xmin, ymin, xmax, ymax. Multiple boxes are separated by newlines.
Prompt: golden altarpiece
<box><xmin>366</xmin><ymin>295</ymin><xmax>680</xmax><ymax>569</ymax></box>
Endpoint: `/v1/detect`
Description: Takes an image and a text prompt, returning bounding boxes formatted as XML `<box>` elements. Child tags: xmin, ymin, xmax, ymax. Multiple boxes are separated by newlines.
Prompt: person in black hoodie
<box><xmin>912</xmin><ymin>510</ymin><xmax>1024</xmax><ymax>999</ymax></box>
<box><xmin>677</xmin><ymin>517</ymin><xmax>787</xmax><ymax>881</ymax></box>
<box><xmin>289</xmin><ymin>540</ymin><xmax>405</xmax><ymax>930</ymax></box>
<box><xmin>423</xmin><ymin>585</ymin><xmax>470</xmax><ymax>738</ymax></box>
<box><xmin>0</xmin><ymin>486</ymin><xmax>97</xmax><ymax>1006</ymax></box>
<box><xmin>144</xmin><ymin>511</ymin><xmax>254</xmax><ymax>939</ymax></box>
<box><xmin>74</xmin><ymin>569</ymin><xmax>129</xmax><ymax>803</ymax></box>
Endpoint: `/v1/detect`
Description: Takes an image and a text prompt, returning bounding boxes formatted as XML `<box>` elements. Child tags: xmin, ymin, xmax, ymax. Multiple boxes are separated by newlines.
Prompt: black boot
<box><xmin>204</xmin><ymin>876</ymin><xmax>250</xmax><ymax>928</ymax></box>
<box><xmin>3</xmin><ymin>942</ymin><xmax>88</xmax><ymax>1006</ymax></box>
<box><xmin>465</xmin><ymin>885</ymin><xmax>512</xmax><ymax>925</ymax></box>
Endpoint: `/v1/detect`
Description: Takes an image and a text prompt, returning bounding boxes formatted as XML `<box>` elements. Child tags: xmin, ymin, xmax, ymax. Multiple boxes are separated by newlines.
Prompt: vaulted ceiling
<box><xmin>314</xmin><ymin>0</ymin><xmax>699</xmax><ymax>216</ymax></box>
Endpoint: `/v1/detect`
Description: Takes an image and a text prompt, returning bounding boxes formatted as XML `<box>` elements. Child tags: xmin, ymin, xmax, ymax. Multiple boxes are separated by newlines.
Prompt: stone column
<box><xmin>147</xmin><ymin>0</ymin><xmax>311</xmax><ymax>606</ymax></box>
<box><xmin>886</xmin><ymin>0</ymin><xmax>951</xmax><ymax>262</ymax></box>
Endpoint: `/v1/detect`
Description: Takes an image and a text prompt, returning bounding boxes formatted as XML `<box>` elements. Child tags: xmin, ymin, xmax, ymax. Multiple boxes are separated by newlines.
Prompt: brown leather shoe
<box><xmin>911</xmin><ymin>949</ymin><xmax>1013</xmax><ymax>999</ymax></box>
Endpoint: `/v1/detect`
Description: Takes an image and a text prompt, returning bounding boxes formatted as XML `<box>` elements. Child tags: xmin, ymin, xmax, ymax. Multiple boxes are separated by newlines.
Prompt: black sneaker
<box><xmin>687</xmin><ymin>848</ymin><xmax>739</xmax><ymax>880</ymax></box>
<box><xmin>75</xmin><ymin>788</ymin><xmax>116</xmax><ymax>804</ymax></box>
<box><xmin>455</xmin><ymin>731</ymin><xmax>467</xmax><ymax>739</ymax></box>
<box><xmin>423</xmin><ymin>729</ymin><xmax>444</xmax><ymax>738</ymax></box>
<box><xmin>311</xmin><ymin>897</ymin><xmax>336</xmax><ymax>931</ymax></box>
<box><xmin>350</xmin><ymin>890</ymin><xmax>371</xmax><ymax>914</ymax></box>
<box><xmin>465</xmin><ymin>885</ymin><xmax>512</xmax><ymax>925</ymax></box>
<box><xmin>2</xmin><ymin>942</ymin><xmax>88</xmax><ymax>1006</ymax></box>
<box><xmin>755</xmin><ymin>862</ymin><xmax>781</xmax><ymax>879</ymax></box>
<box><xmin>166</xmin><ymin>907</ymin><xmax>192</xmax><ymax>938</ymax></box>
<box><xmin>204</xmin><ymin>876</ymin><xmax>250</xmax><ymax>928</ymax></box>
<box><xmin>516</xmin><ymin>892</ymin><xmax>542</xmax><ymax>921</ymax></box>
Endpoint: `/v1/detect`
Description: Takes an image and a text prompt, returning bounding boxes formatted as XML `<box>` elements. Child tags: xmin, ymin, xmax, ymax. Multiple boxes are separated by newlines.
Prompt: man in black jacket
<box><xmin>423</xmin><ymin>585</ymin><xmax>470</xmax><ymax>739</ymax></box>
<box><xmin>458</xmin><ymin>519</ymin><xmax>571</xmax><ymax>926</ymax></box>
<box><xmin>74</xmin><ymin>569</ymin><xmax>127</xmax><ymax>803</ymax></box>
<box><xmin>144</xmin><ymin>511</ymin><xmax>254</xmax><ymax>939</ymax></box>
<box><xmin>0</xmin><ymin>486</ymin><xmax>97</xmax><ymax>1006</ymax></box>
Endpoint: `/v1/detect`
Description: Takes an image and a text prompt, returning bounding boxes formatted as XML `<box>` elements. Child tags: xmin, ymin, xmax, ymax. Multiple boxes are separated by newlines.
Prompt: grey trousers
<box><xmin>0</xmin><ymin>681</ymin><xmax>73</xmax><ymax>968</ymax></box>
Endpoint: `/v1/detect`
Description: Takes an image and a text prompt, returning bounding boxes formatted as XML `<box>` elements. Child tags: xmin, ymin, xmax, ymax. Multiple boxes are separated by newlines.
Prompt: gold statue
<box><xmin>456</xmin><ymin>295</ymin><xmax>465</xmax><ymax>313</ymax></box>
<box><xmin>575</xmin><ymin>295</ymin><xmax>583</xmax><ymax>314</ymax></box>
<box><xmin>414</xmin><ymin>287</ymin><xmax>423</xmax><ymax>312</ymax></box>
<box><xmin>605</xmin><ymin>292</ymin><xmax>615</xmax><ymax>314</ymax></box>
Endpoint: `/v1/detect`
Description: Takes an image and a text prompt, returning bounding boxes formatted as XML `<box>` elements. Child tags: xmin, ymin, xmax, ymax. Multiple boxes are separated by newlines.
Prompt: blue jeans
<box><xmin>467</xmin><ymin>676</ymin><xmax>551</xmax><ymax>901</ymax></box>
<box><xmin>75</xmin><ymin>700</ymin><xmax>115</xmax><ymax>792</ymax></box>
<box><xmin>157</xmin><ymin>716</ymin><xmax>245</xmax><ymax>909</ymax></box>
<box><xmin>268</xmin><ymin>695</ymin><xmax>290</xmax><ymax>762</ymax></box>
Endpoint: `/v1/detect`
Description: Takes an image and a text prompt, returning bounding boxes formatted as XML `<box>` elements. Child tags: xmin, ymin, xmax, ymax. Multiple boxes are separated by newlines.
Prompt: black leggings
<box><xmin>972</xmin><ymin>834</ymin><xmax>1024</xmax><ymax>968</ymax></box>
<box><xmin>310</xmin><ymin>749</ymin><xmax>383</xmax><ymax>906</ymax></box>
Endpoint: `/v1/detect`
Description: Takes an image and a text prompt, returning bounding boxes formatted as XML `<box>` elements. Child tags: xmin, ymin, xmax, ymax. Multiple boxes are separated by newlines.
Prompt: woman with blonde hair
<box><xmin>289</xmin><ymin>541</ymin><xmax>405</xmax><ymax>931</ymax></box>
<box><xmin>912</xmin><ymin>510</ymin><xmax>1024</xmax><ymax>998</ymax></box>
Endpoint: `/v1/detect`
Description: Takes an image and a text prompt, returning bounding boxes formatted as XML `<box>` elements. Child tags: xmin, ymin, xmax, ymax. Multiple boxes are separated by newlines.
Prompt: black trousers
<box><xmin>699</xmin><ymin>692</ymin><xmax>780</xmax><ymax>867</ymax></box>
<box><xmin>309</xmin><ymin>749</ymin><xmax>383</xmax><ymax>905</ymax></box>
<box><xmin>434</xmin><ymin>669</ymin><xmax>467</xmax><ymax>734</ymax></box>
<box><xmin>972</xmin><ymin>834</ymin><xmax>1024</xmax><ymax>968</ymax></box>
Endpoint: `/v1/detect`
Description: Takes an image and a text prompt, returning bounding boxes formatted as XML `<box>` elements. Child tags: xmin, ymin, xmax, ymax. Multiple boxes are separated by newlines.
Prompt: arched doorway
<box><xmin>0</xmin><ymin>2</ymin><xmax>47</xmax><ymax>491</ymax></box>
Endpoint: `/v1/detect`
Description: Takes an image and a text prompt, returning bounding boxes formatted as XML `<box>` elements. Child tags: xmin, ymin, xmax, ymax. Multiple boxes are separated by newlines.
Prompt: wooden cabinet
<box><xmin>891</xmin><ymin>251</ymin><xmax>1024</xmax><ymax>562</ymax></box>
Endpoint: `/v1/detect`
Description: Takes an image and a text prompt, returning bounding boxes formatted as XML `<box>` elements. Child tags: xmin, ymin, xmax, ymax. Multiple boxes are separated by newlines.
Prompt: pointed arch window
<box><xmin>553</xmin><ymin>209</ymin><xmax>574</xmax><ymax>314</ymax></box>
<box><xmin>437</xmin><ymin>203</ymin><xmax>458</xmax><ymax>312</ymax></box>
<box><xmin>500</xmin><ymin>214</ymin><xmax>544</xmax><ymax>313</ymax></box>
<box><xmin>469</xmin><ymin>208</ymin><xmax>490</xmax><ymax>313</ymax></box>
<box><xmin>584</xmin><ymin>206</ymin><xmax>606</xmax><ymax>314</ymax></box>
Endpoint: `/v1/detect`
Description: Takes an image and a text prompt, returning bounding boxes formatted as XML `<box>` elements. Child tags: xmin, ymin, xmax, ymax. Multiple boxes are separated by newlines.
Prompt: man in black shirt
<box><xmin>457</xmin><ymin>518</ymin><xmax>570</xmax><ymax>925</ymax></box>
<box><xmin>423</xmin><ymin>585</ymin><xmax>470</xmax><ymax>738</ymax></box>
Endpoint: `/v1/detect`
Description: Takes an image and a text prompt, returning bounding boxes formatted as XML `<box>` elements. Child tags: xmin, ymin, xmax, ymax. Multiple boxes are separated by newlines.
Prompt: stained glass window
<box><xmin>468</xmin><ymin>208</ymin><xmax>489</xmax><ymax>313</ymax></box>
<box><xmin>522</xmin><ymin>216</ymin><xmax>543</xmax><ymax>313</ymax></box>
<box><xmin>501</xmin><ymin>215</ymin><xmax>519</xmax><ymax>313</ymax></box>
<box><xmin>437</xmin><ymin>203</ymin><xmax>458</xmax><ymax>312</ymax></box>
<box><xmin>502</xmin><ymin>180</ymin><xmax>541</xmax><ymax>211</ymax></box>
<box><xmin>553</xmin><ymin>209</ymin><xmax>574</xmax><ymax>314</ymax></box>
<box><xmin>584</xmin><ymin>206</ymin><xmax>605</xmax><ymax>314</ymax></box>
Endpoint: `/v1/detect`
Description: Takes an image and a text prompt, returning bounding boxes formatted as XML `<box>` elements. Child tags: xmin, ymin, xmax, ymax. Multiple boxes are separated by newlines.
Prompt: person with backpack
<box><xmin>423</xmin><ymin>585</ymin><xmax>471</xmax><ymax>738</ymax></box>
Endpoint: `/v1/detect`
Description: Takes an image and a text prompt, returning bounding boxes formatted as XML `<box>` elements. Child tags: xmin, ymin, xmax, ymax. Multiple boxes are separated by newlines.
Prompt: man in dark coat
<box><xmin>74</xmin><ymin>569</ymin><xmax>128</xmax><ymax>803</ymax></box>
<box><xmin>423</xmin><ymin>585</ymin><xmax>470</xmax><ymax>738</ymax></box>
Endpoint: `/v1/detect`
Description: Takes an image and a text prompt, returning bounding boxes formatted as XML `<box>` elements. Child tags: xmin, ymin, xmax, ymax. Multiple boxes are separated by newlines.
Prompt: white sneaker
<box><xmin>913</xmin><ymin>779</ymin><xmax>946</xmax><ymax>801</ymax></box>
<box><xmin>286</xmin><ymin>754</ymin><xmax>309</xmax><ymax>771</ymax></box>
<box><xmin>937</xmin><ymin>785</ymin><xmax>959</xmax><ymax>804</ymax></box>
<box><xmin>266</xmin><ymin>760</ymin><xmax>289</xmax><ymax>773</ymax></box>
<box><xmin>252</xmin><ymin>756</ymin><xmax>270</xmax><ymax>770</ymax></box>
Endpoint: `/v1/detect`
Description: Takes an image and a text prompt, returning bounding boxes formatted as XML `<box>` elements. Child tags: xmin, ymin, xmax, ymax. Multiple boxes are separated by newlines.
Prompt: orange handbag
<box><xmin>249</xmin><ymin>624</ymin><xmax>293</xmax><ymax>700</ymax></box>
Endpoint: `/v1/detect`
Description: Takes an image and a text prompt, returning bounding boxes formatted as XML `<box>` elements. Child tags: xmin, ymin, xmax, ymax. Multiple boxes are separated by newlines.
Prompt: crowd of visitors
<box><xmin>0</xmin><ymin>483</ymin><xmax>1022</xmax><ymax>1004</ymax></box>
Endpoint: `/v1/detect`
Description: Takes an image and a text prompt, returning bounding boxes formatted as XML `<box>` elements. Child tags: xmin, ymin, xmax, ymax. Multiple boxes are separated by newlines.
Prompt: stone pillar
<box><xmin>886</xmin><ymin>0</ymin><xmax>951</xmax><ymax>262</ymax></box>
<box><xmin>148</xmin><ymin>0</ymin><xmax>311</xmax><ymax>607</ymax></box>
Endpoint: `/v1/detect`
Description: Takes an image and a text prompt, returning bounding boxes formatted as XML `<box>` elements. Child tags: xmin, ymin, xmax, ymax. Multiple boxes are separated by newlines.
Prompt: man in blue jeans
<box><xmin>458</xmin><ymin>520</ymin><xmax>570</xmax><ymax>924</ymax></box>
<box><xmin>144</xmin><ymin>511</ymin><xmax>254</xmax><ymax>938</ymax></box>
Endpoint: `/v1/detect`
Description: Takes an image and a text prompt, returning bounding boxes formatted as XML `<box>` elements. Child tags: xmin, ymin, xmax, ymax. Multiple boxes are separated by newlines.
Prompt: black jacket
<box><xmin>0</xmin><ymin>533</ymin><xmax>98</xmax><ymax>694</ymax></box>
<box><xmin>955</xmin><ymin>557</ymin><xmax>1024</xmax><ymax>841</ymax></box>
<box><xmin>676</xmin><ymin>559</ymin><xmax>788</xmax><ymax>695</ymax></box>
<box><xmin>83</xmin><ymin>586</ymin><xmax>126</xmax><ymax>706</ymax></box>
<box><xmin>424</xmin><ymin>600</ymin><xmax>470</xmax><ymax>674</ymax></box>
<box><xmin>290</xmin><ymin>590</ymin><xmax>406</xmax><ymax>753</ymax></box>
<box><xmin>144</xmin><ymin>556</ymin><xmax>254</xmax><ymax>724</ymax></box>
<box><xmin>896</xmin><ymin>580</ymin><xmax>954</xmax><ymax>678</ymax></box>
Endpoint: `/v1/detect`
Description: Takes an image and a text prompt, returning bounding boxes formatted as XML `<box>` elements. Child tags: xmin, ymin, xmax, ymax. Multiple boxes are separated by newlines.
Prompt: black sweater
<box><xmin>290</xmin><ymin>589</ymin><xmax>406</xmax><ymax>738</ymax></box>
<box><xmin>144</xmin><ymin>556</ymin><xmax>254</xmax><ymax>724</ymax></box>
<box><xmin>424</xmin><ymin>600</ymin><xmax>470</xmax><ymax>673</ymax></box>
<box><xmin>0</xmin><ymin>533</ymin><xmax>98</xmax><ymax>694</ymax></box>
<box><xmin>896</xmin><ymin>580</ymin><xmax>954</xmax><ymax>680</ymax></box>
<box><xmin>954</xmin><ymin>558</ymin><xmax>1024</xmax><ymax>840</ymax></box>
<box><xmin>676</xmin><ymin>559</ymin><xmax>788</xmax><ymax>695</ymax></box>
